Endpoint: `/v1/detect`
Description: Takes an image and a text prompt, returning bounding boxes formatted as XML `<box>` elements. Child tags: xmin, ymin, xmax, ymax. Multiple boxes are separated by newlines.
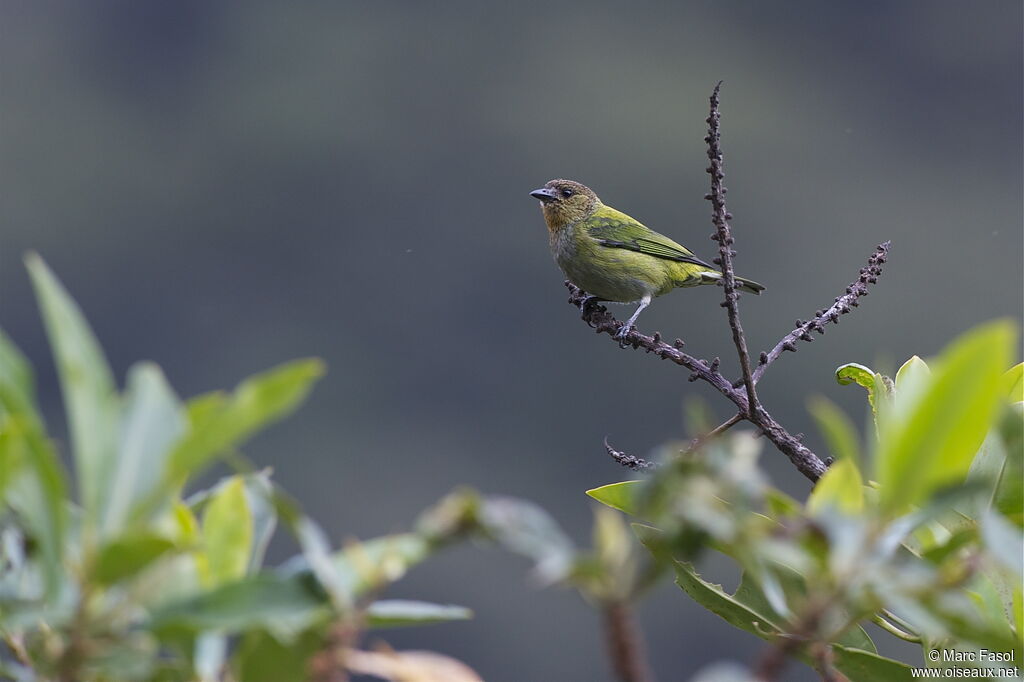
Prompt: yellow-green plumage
<box><xmin>531</xmin><ymin>179</ymin><xmax>764</xmax><ymax>337</ymax></box>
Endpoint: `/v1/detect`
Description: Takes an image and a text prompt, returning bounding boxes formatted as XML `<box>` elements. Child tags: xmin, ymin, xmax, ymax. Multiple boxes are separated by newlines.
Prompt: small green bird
<box><xmin>531</xmin><ymin>179</ymin><xmax>764</xmax><ymax>338</ymax></box>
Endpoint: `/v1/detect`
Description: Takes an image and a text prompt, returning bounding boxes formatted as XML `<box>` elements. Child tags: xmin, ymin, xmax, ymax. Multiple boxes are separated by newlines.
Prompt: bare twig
<box><xmin>567</xmin><ymin>284</ymin><xmax>746</xmax><ymax>403</ymax></box>
<box><xmin>569</xmin><ymin>281</ymin><xmax>827</xmax><ymax>482</ymax></box>
<box><xmin>705</xmin><ymin>81</ymin><xmax>759</xmax><ymax>417</ymax></box>
<box><xmin>750</xmin><ymin>241</ymin><xmax>891</xmax><ymax>384</ymax></box>
<box><xmin>604</xmin><ymin>412</ymin><xmax>743</xmax><ymax>471</ymax></box>
<box><xmin>684</xmin><ymin>412</ymin><xmax>744</xmax><ymax>455</ymax></box>
<box><xmin>605</xmin><ymin>437</ymin><xmax>657</xmax><ymax>471</ymax></box>
<box><xmin>603</xmin><ymin>601</ymin><xmax>654</xmax><ymax>682</ymax></box>
<box><xmin>566</xmin><ymin>84</ymin><xmax>890</xmax><ymax>484</ymax></box>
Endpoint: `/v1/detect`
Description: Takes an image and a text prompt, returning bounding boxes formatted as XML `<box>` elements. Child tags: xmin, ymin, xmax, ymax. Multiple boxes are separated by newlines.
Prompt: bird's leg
<box><xmin>615</xmin><ymin>294</ymin><xmax>651</xmax><ymax>340</ymax></box>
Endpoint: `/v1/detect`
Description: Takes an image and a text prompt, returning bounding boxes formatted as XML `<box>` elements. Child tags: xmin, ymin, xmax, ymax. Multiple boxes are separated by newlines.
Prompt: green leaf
<box><xmin>26</xmin><ymin>253</ymin><xmax>119</xmax><ymax>530</ymax></box>
<box><xmin>981</xmin><ymin>510</ymin><xmax>1023</xmax><ymax>578</ymax></box>
<box><xmin>876</xmin><ymin>321</ymin><xmax>1015</xmax><ymax>514</ymax></box>
<box><xmin>150</xmin><ymin>574</ymin><xmax>324</xmax><ymax>640</ymax></box>
<box><xmin>92</xmin><ymin>532</ymin><xmax>177</xmax><ymax>586</ymax></box>
<box><xmin>673</xmin><ymin>561</ymin><xmax>779</xmax><ymax>640</ymax></box>
<box><xmin>0</xmin><ymin>416</ymin><xmax>68</xmax><ymax>598</ymax></box>
<box><xmin>0</xmin><ymin>330</ymin><xmax>37</xmax><ymax>421</ymax></box>
<box><xmin>830</xmin><ymin>645</ymin><xmax>914</xmax><ymax>681</ymax></box>
<box><xmin>836</xmin><ymin>363</ymin><xmax>876</xmax><ymax>389</ymax></box>
<box><xmin>164</xmin><ymin>359</ymin><xmax>325</xmax><ymax>486</ymax></box>
<box><xmin>808</xmin><ymin>397</ymin><xmax>861</xmax><ymax>468</ymax></box>
<box><xmin>807</xmin><ymin>459</ymin><xmax>864</xmax><ymax>516</ymax></box>
<box><xmin>365</xmin><ymin>600</ymin><xmax>473</xmax><ymax>628</ymax></box>
<box><xmin>586</xmin><ymin>481</ymin><xmax>643</xmax><ymax>515</ymax></box>
<box><xmin>894</xmin><ymin>355</ymin><xmax>930</xmax><ymax>389</ymax></box>
<box><xmin>674</xmin><ymin>562</ymin><xmax>907</xmax><ymax>679</ymax></box>
<box><xmin>733</xmin><ymin>572</ymin><xmax>876</xmax><ymax>653</ymax></box>
<box><xmin>331</xmin><ymin>533</ymin><xmax>432</xmax><ymax>598</ymax></box>
<box><xmin>479</xmin><ymin>496</ymin><xmax>575</xmax><ymax>583</ymax></box>
<box><xmin>242</xmin><ymin>471</ymin><xmax>278</xmax><ymax>573</ymax></box>
<box><xmin>993</xmin><ymin>403</ymin><xmax>1023</xmax><ymax>524</ymax></box>
<box><xmin>103</xmin><ymin>363</ymin><xmax>186</xmax><ymax>536</ymax></box>
<box><xmin>1001</xmin><ymin>363</ymin><xmax>1023</xmax><ymax>402</ymax></box>
<box><xmin>202</xmin><ymin>477</ymin><xmax>253</xmax><ymax>587</ymax></box>
<box><xmin>233</xmin><ymin>628</ymin><xmax>324</xmax><ymax>682</ymax></box>
<box><xmin>836</xmin><ymin>362</ymin><xmax>891</xmax><ymax>428</ymax></box>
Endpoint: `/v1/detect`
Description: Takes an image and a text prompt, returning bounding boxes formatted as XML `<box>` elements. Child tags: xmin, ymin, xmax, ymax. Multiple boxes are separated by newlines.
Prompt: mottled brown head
<box><xmin>530</xmin><ymin>179</ymin><xmax>600</xmax><ymax>232</ymax></box>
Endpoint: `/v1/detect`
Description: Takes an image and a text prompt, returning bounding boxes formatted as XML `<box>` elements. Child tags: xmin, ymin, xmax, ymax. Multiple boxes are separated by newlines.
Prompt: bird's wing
<box><xmin>586</xmin><ymin>206</ymin><xmax>715</xmax><ymax>269</ymax></box>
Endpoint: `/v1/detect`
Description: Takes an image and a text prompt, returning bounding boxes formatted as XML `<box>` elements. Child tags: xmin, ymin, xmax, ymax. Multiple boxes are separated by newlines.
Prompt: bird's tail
<box><xmin>699</xmin><ymin>271</ymin><xmax>765</xmax><ymax>295</ymax></box>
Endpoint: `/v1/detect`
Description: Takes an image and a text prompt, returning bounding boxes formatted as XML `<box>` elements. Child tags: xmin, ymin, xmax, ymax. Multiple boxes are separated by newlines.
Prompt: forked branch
<box><xmin>570</xmin><ymin>84</ymin><xmax>890</xmax><ymax>483</ymax></box>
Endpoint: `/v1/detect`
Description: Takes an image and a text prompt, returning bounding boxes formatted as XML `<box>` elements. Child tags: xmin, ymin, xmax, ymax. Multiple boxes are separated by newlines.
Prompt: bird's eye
<box><xmin>561</xmin><ymin>188</ymin><xmax>573</xmax><ymax>198</ymax></box>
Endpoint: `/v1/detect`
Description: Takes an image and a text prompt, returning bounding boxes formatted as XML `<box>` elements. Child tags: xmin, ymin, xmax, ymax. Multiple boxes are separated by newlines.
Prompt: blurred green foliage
<box><xmin>1</xmin><ymin>258</ymin><xmax>1021</xmax><ymax>681</ymax></box>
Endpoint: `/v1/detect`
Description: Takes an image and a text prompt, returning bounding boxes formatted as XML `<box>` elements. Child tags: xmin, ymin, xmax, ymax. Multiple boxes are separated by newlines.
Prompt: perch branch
<box><xmin>705</xmin><ymin>81</ymin><xmax>759</xmax><ymax>417</ymax></box>
<box><xmin>749</xmin><ymin>241</ymin><xmax>891</xmax><ymax>384</ymax></box>
<box><xmin>569</xmin><ymin>84</ymin><xmax>888</xmax><ymax>483</ymax></box>
<box><xmin>571</xmin><ymin>281</ymin><xmax>826</xmax><ymax>481</ymax></box>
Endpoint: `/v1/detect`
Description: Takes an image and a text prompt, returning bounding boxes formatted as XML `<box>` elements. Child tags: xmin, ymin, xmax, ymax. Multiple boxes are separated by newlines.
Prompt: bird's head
<box><xmin>530</xmin><ymin>179</ymin><xmax>600</xmax><ymax>232</ymax></box>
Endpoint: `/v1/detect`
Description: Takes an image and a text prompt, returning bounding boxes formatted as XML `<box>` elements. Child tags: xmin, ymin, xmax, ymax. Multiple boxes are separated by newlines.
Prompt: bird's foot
<box><xmin>579</xmin><ymin>295</ymin><xmax>603</xmax><ymax>324</ymax></box>
<box><xmin>614</xmin><ymin>324</ymin><xmax>633</xmax><ymax>346</ymax></box>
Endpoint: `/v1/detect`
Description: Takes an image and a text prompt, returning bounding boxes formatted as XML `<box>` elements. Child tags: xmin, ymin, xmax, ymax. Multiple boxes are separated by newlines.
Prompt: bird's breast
<box><xmin>550</xmin><ymin>225</ymin><xmax>654</xmax><ymax>303</ymax></box>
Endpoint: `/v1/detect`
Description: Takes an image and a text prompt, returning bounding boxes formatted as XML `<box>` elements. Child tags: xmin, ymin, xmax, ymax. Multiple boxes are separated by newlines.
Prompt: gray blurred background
<box><xmin>1</xmin><ymin>2</ymin><xmax>1021</xmax><ymax>680</ymax></box>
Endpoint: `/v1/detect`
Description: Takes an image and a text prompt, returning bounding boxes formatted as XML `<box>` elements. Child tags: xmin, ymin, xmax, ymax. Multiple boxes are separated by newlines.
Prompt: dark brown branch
<box><xmin>604</xmin><ymin>413</ymin><xmax>742</xmax><ymax>471</ymax></box>
<box><xmin>685</xmin><ymin>412</ymin><xmax>744</xmax><ymax>454</ymax></box>
<box><xmin>603</xmin><ymin>601</ymin><xmax>654</xmax><ymax>682</ymax></box>
<box><xmin>605</xmin><ymin>437</ymin><xmax>657</xmax><ymax>471</ymax></box>
<box><xmin>563</xmin><ymin>84</ymin><xmax>895</xmax><ymax>484</ymax></box>
<box><xmin>570</xmin><ymin>282</ymin><xmax>827</xmax><ymax>481</ymax></box>
<box><xmin>705</xmin><ymin>82</ymin><xmax>759</xmax><ymax>417</ymax></box>
<box><xmin>750</xmin><ymin>241</ymin><xmax>891</xmax><ymax>384</ymax></box>
<box><xmin>568</xmin><ymin>284</ymin><xmax>745</xmax><ymax>403</ymax></box>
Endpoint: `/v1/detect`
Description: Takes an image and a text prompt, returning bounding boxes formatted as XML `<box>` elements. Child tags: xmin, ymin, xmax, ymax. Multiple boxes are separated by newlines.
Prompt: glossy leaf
<box><xmin>877</xmin><ymin>321</ymin><xmax>1014</xmax><ymax>513</ymax></box>
<box><xmin>894</xmin><ymin>355</ymin><xmax>930</xmax><ymax>389</ymax></box>
<box><xmin>0</xmin><ymin>416</ymin><xmax>67</xmax><ymax>598</ymax></box>
<box><xmin>92</xmin><ymin>532</ymin><xmax>177</xmax><ymax>586</ymax></box>
<box><xmin>331</xmin><ymin>533</ymin><xmax>431</xmax><ymax>598</ymax></box>
<box><xmin>478</xmin><ymin>496</ymin><xmax>575</xmax><ymax>583</ymax></box>
<box><xmin>0</xmin><ymin>330</ymin><xmax>37</xmax><ymax>421</ymax></box>
<box><xmin>1001</xmin><ymin>363</ymin><xmax>1023</xmax><ymax>402</ymax></box>
<box><xmin>233</xmin><ymin>628</ymin><xmax>324</xmax><ymax>682</ymax></box>
<box><xmin>586</xmin><ymin>480</ymin><xmax>643</xmax><ymax>515</ymax></box>
<box><xmin>807</xmin><ymin>459</ymin><xmax>864</xmax><ymax>516</ymax></box>
<box><xmin>365</xmin><ymin>600</ymin><xmax>472</xmax><ymax>628</ymax></box>
<box><xmin>981</xmin><ymin>510</ymin><xmax>1023</xmax><ymax>578</ymax></box>
<box><xmin>150</xmin><ymin>574</ymin><xmax>324</xmax><ymax>640</ymax></box>
<box><xmin>674</xmin><ymin>561</ymin><xmax>779</xmax><ymax>640</ymax></box>
<box><xmin>673</xmin><ymin>562</ymin><xmax>908</xmax><ymax>679</ymax></box>
<box><xmin>202</xmin><ymin>477</ymin><xmax>253</xmax><ymax>587</ymax></box>
<box><xmin>26</xmin><ymin>253</ymin><xmax>119</xmax><ymax>530</ymax></box>
<box><xmin>164</xmin><ymin>359</ymin><xmax>325</xmax><ymax>486</ymax></box>
<box><xmin>103</xmin><ymin>362</ymin><xmax>185</xmax><ymax>536</ymax></box>
<box><xmin>830</xmin><ymin>645</ymin><xmax>914</xmax><ymax>681</ymax></box>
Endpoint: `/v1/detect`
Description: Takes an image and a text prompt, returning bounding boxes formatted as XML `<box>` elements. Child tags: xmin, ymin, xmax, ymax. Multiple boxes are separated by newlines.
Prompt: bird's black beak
<box><xmin>530</xmin><ymin>187</ymin><xmax>558</xmax><ymax>203</ymax></box>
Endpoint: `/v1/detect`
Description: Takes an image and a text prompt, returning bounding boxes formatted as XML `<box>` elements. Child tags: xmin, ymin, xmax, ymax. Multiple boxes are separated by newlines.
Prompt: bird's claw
<box><xmin>614</xmin><ymin>324</ymin><xmax>633</xmax><ymax>346</ymax></box>
<box><xmin>579</xmin><ymin>295</ymin><xmax>602</xmax><ymax>325</ymax></box>
<box><xmin>577</xmin><ymin>292</ymin><xmax>598</xmax><ymax>317</ymax></box>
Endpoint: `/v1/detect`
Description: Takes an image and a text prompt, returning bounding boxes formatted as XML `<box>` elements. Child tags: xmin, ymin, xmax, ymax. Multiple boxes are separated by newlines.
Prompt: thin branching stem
<box><xmin>705</xmin><ymin>81</ymin><xmax>759</xmax><ymax>417</ymax></box>
<box><xmin>749</xmin><ymin>242</ymin><xmax>891</xmax><ymax>385</ymax></box>
<box><xmin>568</xmin><ymin>84</ymin><xmax>890</xmax><ymax>484</ymax></box>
